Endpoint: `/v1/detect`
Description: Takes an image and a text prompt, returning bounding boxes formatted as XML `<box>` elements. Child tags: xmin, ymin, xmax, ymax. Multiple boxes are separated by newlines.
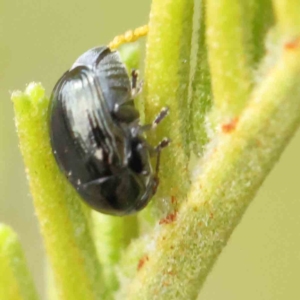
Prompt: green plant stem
<box><xmin>12</xmin><ymin>84</ymin><xmax>105</xmax><ymax>300</ymax></box>
<box><xmin>206</xmin><ymin>0</ymin><xmax>251</xmax><ymax>119</ymax></box>
<box><xmin>92</xmin><ymin>213</ymin><xmax>138</xmax><ymax>294</ymax></box>
<box><xmin>143</xmin><ymin>0</ymin><xmax>194</xmax><ymax>203</ymax></box>
<box><xmin>0</xmin><ymin>224</ymin><xmax>38</xmax><ymax>300</ymax></box>
<box><xmin>125</xmin><ymin>39</ymin><xmax>300</xmax><ymax>300</ymax></box>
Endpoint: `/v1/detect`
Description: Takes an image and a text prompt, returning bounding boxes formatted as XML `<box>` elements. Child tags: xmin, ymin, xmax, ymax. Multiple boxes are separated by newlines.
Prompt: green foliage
<box><xmin>4</xmin><ymin>1</ymin><xmax>300</xmax><ymax>299</ymax></box>
<box><xmin>0</xmin><ymin>225</ymin><xmax>38</xmax><ymax>300</ymax></box>
<box><xmin>12</xmin><ymin>84</ymin><xmax>105</xmax><ymax>300</ymax></box>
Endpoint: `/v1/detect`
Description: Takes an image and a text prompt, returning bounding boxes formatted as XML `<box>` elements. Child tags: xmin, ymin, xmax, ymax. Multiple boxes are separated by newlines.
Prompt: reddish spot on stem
<box><xmin>171</xmin><ymin>196</ymin><xmax>176</xmax><ymax>204</ymax></box>
<box><xmin>285</xmin><ymin>37</ymin><xmax>300</xmax><ymax>50</ymax></box>
<box><xmin>159</xmin><ymin>212</ymin><xmax>177</xmax><ymax>225</ymax></box>
<box><xmin>137</xmin><ymin>255</ymin><xmax>149</xmax><ymax>271</ymax></box>
<box><xmin>222</xmin><ymin>117</ymin><xmax>239</xmax><ymax>133</ymax></box>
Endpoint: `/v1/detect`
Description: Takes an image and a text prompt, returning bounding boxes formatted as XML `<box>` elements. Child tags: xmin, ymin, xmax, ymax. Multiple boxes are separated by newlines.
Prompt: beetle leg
<box><xmin>137</xmin><ymin>137</ymin><xmax>170</xmax><ymax>156</ymax></box>
<box><xmin>139</xmin><ymin>106</ymin><xmax>169</xmax><ymax>133</ymax></box>
<box><xmin>131</xmin><ymin>70</ymin><xmax>138</xmax><ymax>89</ymax></box>
<box><xmin>144</xmin><ymin>137</ymin><xmax>170</xmax><ymax>191</ymax></box>
<box><xmin>131</xmin><ymin>70</ymin><xmax>144</xmax><ymax>98</ymax></box>
<box><xmin>152</xmin><ymin>107</ymin><xmax>169</xmax><ymax>129</ymax></box>
<box><xmin>137</xmin><ymin>138</ymin><xmax>170</xmax><ymax>175</ymax></box>
<box><xmin>153</xmin><ymin>138</ymin><xmax>170</xmax><ymax>175</ymax></box>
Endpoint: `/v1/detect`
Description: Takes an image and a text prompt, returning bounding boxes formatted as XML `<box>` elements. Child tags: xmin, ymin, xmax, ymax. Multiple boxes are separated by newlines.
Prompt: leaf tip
<box><xmin>25</xmin><ymin>82</ymin><xmax>45</xmax><ymax>102</ymax></box>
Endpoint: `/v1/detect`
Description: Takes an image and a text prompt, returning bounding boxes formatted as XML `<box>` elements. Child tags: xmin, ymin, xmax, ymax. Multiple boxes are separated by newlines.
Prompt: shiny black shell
<box><xmin>49</xmin><ymin>46</ymin><xmax>156</xmax><ymax>216</ymax></box>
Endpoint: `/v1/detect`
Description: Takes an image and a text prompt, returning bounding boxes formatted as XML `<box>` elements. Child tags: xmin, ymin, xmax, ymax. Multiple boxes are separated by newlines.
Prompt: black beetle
<box><xmin>49</xmin><ymin>46</ymin><xmax>169</xmax><ymax>216</ymax></box>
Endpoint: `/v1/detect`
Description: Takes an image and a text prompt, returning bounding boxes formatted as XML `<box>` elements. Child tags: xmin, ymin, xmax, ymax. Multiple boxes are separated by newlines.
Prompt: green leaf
<box><xmin>125</xmin><ymin>37</ymin><xmax>300</xmax><ymax>300</ymax></box>
<box><xmin>11</xmin><ymin>2</ymin><xmax>300</xmax><ymax>300</ymax></box>
<box><xmin>206</xmin><ymin>0</ymin><xmax>252</xmax><ymax>120</ymax></box>
<box><xmin>12</xmin><ymin>83</ymin><xmax>105</xmax><ymax>300</ymax></box>
<box><xmin>143</xmin><ymin>0</ymin><xmax>194</xmax><ymax>210</ymax></box>
<box><xmin>118</xmin><ymin>1</ymin><xmax>300</xmax><ymax>299</ymax></box>
<box><xmin>0</xmin><ymin>224</ymin><xmax>38</xmax><ymax>300</ymax></box>
<box><xmin>190</xmin><ymin>0</ymin><xmax>212</xmax><ymax>155</ymax></box>
<box><xmin>248</xmin><ymin>0</ymin><xmax>274</xmax><ymax>66</ymax></box>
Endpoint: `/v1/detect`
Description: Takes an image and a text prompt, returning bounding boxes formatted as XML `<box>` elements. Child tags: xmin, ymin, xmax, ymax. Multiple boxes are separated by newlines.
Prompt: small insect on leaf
<box><xmin>49</xmin><ymin>46</ymin><xmax>169</xmax><ymax>216</ymax></box>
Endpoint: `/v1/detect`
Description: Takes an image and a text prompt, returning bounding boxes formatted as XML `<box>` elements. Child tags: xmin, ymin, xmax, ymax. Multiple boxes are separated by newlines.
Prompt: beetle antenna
<box><xmin>108</xmin><ymin>25</ymin><xmax>149</xmax><ymax>50</ymax></box>
<box><xmin>131</xmin><ymin>70</ymin><xmax>138</xmax><ymax>89</ymax></box>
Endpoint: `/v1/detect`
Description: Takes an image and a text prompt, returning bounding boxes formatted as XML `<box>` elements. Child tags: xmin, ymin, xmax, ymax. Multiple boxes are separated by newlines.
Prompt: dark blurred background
<box><xmin>1</xmin><ymin>1</ymin><xmax>299</xmax><ymax>299</ymax></box>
